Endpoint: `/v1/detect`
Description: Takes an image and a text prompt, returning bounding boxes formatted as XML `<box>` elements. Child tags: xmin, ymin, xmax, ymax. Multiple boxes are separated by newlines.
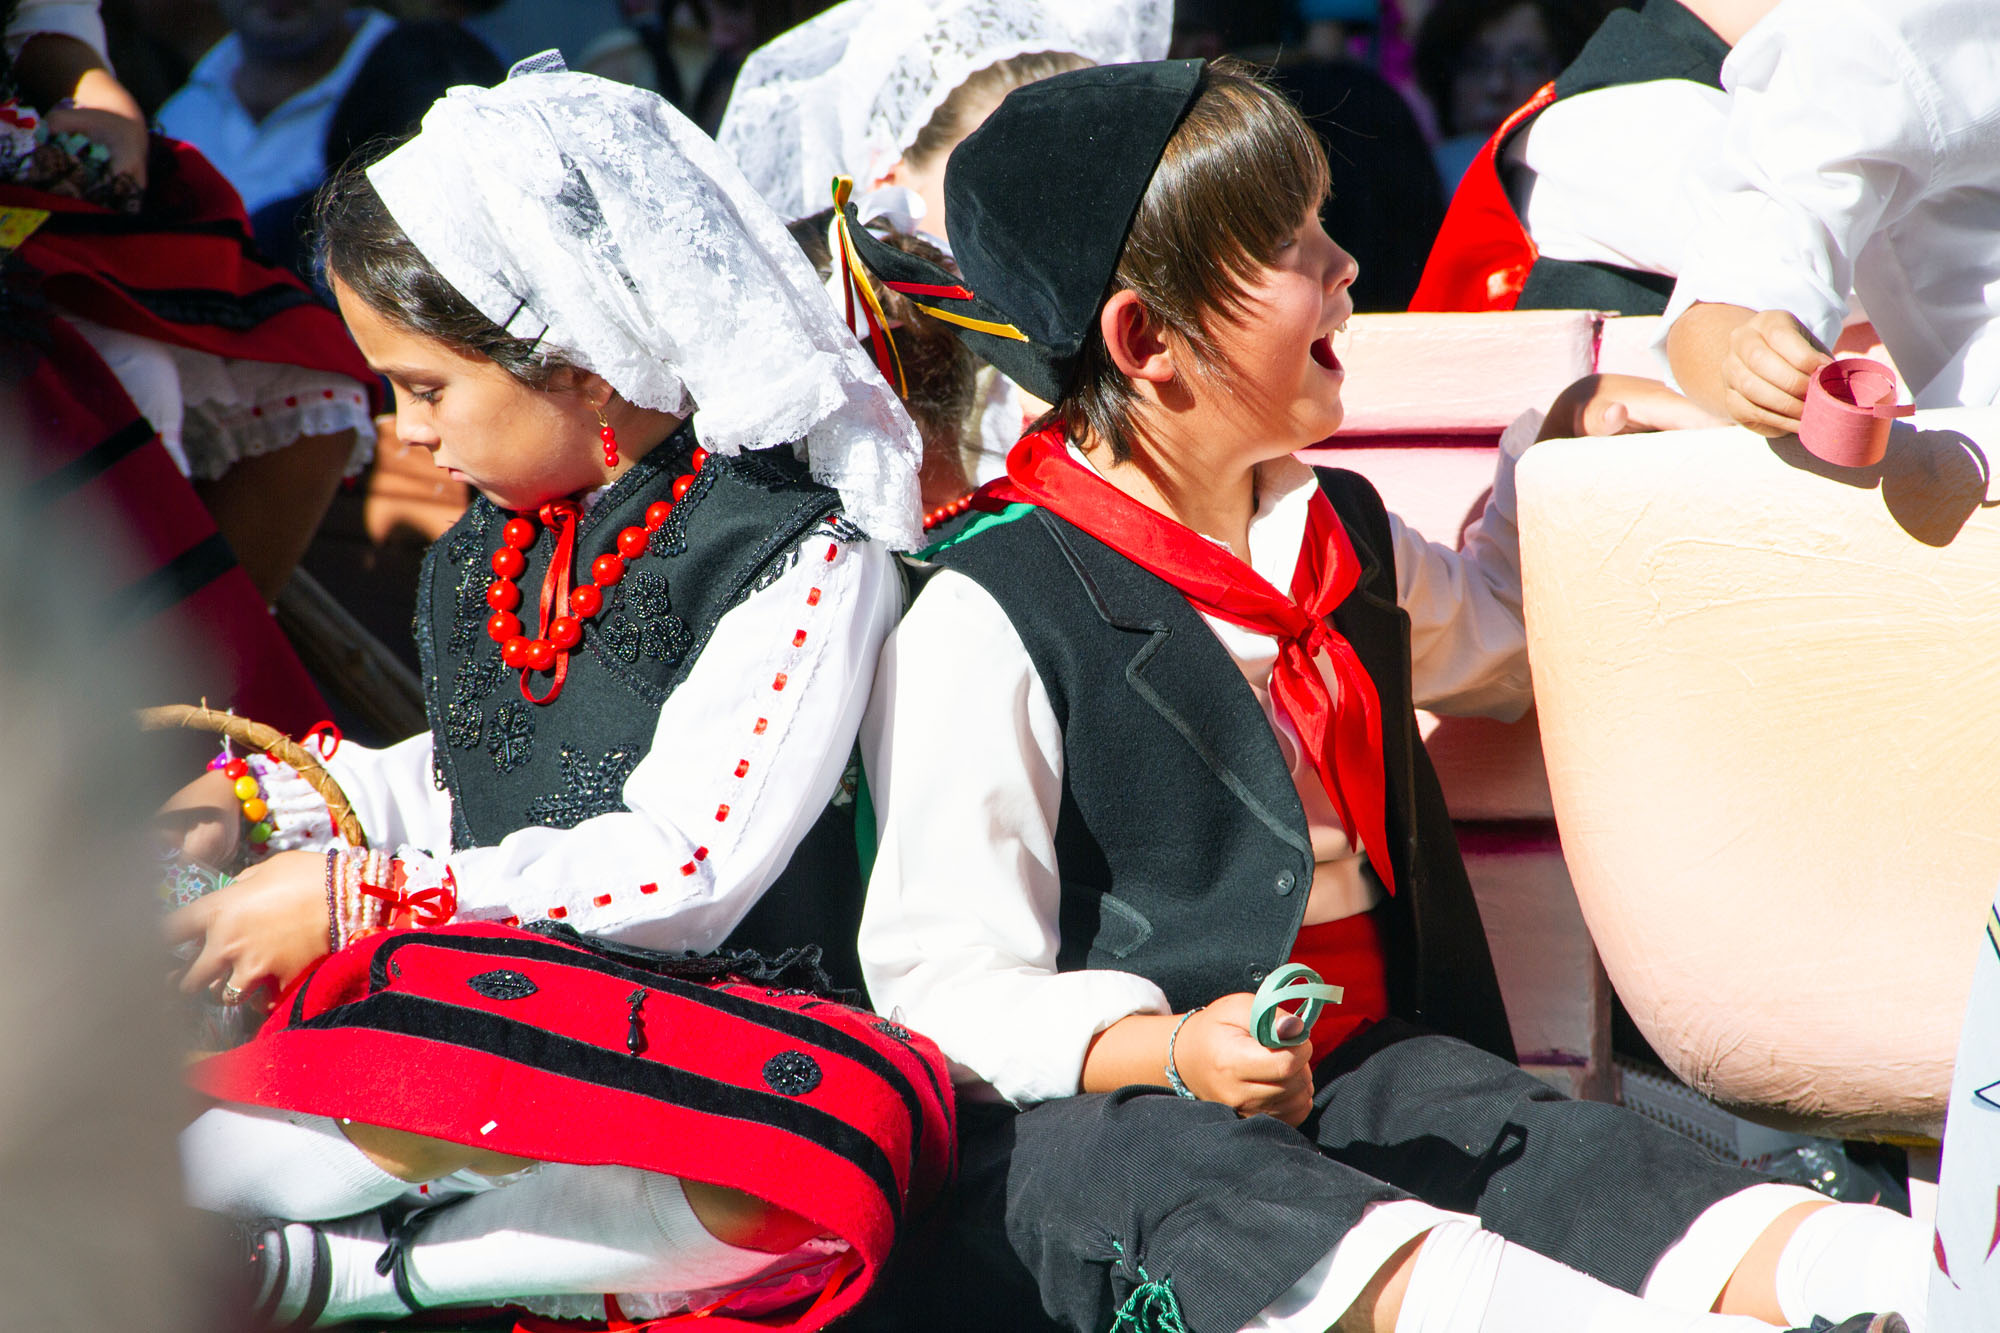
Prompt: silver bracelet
<box><xmin>1164</xmin><ymin>1005</ymin><xmax>1206</xmax><ymax>1099</ymax></box>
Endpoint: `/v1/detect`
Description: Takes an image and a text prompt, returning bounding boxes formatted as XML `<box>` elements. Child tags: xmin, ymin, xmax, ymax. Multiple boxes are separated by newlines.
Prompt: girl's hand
<box><xmin>154</xmin><ymin>769</ymin><xmax>242</xmax><ymax>870</ymax></box>
<box><xmin>1718</xmin><ymin>309</ymin><xmax>1834</xmax><ymax>436</ymax></box>
<box><xmin>165</xmin><ymin>849</ymin><xmax>330</xmax><ymax>1003</ymax></box>
<box><xmin>1173</xmin><ymin>992</ymin><xmax>1315</xmax><ymax>1126</ymax></box>
<box><xmin>1540</xmin><ymin>373</ymin><xmax>1727</xmax><ymax>443</ymax></box>
<box><xmin>39</xmin><ymin>104</ymin><xmax>149</xmax><ymax>195</ymax></box>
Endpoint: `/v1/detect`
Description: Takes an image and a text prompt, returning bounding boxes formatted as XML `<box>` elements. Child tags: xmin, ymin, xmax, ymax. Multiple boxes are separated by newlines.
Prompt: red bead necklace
<box><xmin>484</xmin><ymin>446</ymin><xmax>708</xmax><ymax>704</ymax></box>
<box><xmin>922</xmin><ymin>493</ymin><xmax>973</xmax><ymax>530</ymax></box>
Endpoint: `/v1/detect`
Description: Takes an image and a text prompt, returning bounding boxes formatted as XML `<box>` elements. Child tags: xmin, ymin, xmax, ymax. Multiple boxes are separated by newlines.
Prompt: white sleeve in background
<box><xmin>1509</xmin><ymin>80</ymin><xmax>1728</xmax><ymax>278</ymax></box>
<box><xmin>1394</xmin><ymin>410</ymin><xmax>1539</xmax><ymax>721</ymax></box>
<box><xmin>4</xmin><ymin>0</ymin><xmax>108</xmax><ymax>63</ymax></box>
<box><xmin>406</xmin><ymin>531</ymin><xmax>897</xmax><ymax>954</ymax></box>
<box><xmin>859</xmin><ymin>569</ymin><xmax>1172</xmax><ymax>1105</ymax></box>
<box><xmin>1659</xmin><ymin>0</ymin><xmax>1954</xmax><ymax>357</ymax></box>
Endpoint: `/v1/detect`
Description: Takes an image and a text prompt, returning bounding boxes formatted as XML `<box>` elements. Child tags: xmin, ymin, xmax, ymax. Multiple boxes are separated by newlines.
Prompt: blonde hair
<box><xmin>902</xmin><ymin>50</ymin><xmax>1096</xmax><ymax>170</ymax></box>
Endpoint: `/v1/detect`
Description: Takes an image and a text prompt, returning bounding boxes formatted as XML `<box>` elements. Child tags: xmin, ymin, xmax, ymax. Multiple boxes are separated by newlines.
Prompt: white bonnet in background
<box><xmin>717</xmin><ymin>0</ymin><xmax>1171</xmax><ymax>224</ymax></box>
<box><xmin>366</xmin><ymin>53</ymin><xmax>925</xmax><ymax>549</ymax></box>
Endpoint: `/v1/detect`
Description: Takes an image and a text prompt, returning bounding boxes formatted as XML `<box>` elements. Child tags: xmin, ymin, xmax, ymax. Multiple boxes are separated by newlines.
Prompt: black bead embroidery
<box><xmin>818</xmin><ymin>515</ymin><xmax>867</xmax><ymax>545</ymax></box>
<box><xmin>624</xmin><ymin>570</ymin><xmax>672</xmax><ymax>622</ymax></box>
<box><xmin>444</xmin><ymin>526</ymin><xmax>490</xmax><ymax>660</ymax></box>
<box><xmin>648</xmin><ymin>463</ymin><xmax>718</xmax><ymax>559</ymax></box>
<box><xmin>872</xmin><ymin>1020</ymin><xmax>913</xmax><ymax>1043</ymax></box>
<box><xmin>600</xmin><ymin>614</ymin><xmax>642</xmax><ymax>664</ymax></box>
<box><xmin>486</xmin><ymin>700</ymin><xmax>535</xmax><ymax>773</ymax></box>
<box><xmin>445</xmin><ymin>653</ymin><xmax>501</xmax><ymax>751</ymax></box>
<box><xmin>523</xmin><ymin>744</ymin><xmax>641</xmax><ymax>829</ymax></box>
<box><xmin>602</xmin><ymin>570</ymin><xmax>694</xmax><ymax>667</ymax></box>
<box><xmin>466</xmin><ymin>969</ymin><xmax>538</xmax><ymax>1001</ymax></box>
<box><xmin>762</xmin><ymin>1051</ymin><xmax>822</xmax><ymax>1096</ymax></box>
<box><xmin>732</xmin><ymin>451</ymin><xmax>799</xmax><ymax>490</ymax></box>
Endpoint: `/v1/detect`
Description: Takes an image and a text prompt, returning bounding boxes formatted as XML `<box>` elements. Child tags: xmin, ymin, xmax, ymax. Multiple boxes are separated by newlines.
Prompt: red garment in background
<box><xmin>0</xmin><ymin>136</ymin><xmax>380</xmax><ymax>734</ymax></box>
<box><xmin>1408</xmin><ymin>84</ymin><xmax>1557</xmax><ymax>313</ymax></box>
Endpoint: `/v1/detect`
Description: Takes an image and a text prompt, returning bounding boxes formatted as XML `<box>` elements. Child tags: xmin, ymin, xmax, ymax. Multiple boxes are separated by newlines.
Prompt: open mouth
<box><xmin>1310</xmin><ymin>335</ymin><xmax>1342</xmax><ymax>373</ymax></box>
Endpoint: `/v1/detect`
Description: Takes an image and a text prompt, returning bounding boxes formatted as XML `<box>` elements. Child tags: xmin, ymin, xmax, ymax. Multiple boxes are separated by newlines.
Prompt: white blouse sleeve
<box><xmin>1511</xmin><ymin>80</ymin><xmax>1729</xmax><ymax>278</ymax></box>
<box><xmin>4</xmin><ymin>0</ymin><xmax>108</xmax><ymax>63</ymax></box>
<box><xmin>1394</xmin><ymin>409</ymin><xmax>1538</xmax><ymax>721</ymax></box>
<box><xmin>384</xmin><ymin>529</ymin><xmax>898</xmax><ymax>954</ymax></box>
<box><xmin>858</xmin><ymin>569</ymin><xmax>1172</xmax><ymax>1105</ymax></box>
<box><xmin>1659</xmin><ymin>0</ymin><xmax>1948</xmax><ymax>353</ymax></box>
<box><xmin>318</xmin><ymin>732</ymin><xmax>454</xmax><ymax>855</ymax></box>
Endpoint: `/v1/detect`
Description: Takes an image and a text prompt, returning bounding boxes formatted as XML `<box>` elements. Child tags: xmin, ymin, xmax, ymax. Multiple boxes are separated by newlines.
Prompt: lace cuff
<box><xmin>244</xmin><ymin>754</ymin><xmax>339</xmax><ymax>853</ymax></box>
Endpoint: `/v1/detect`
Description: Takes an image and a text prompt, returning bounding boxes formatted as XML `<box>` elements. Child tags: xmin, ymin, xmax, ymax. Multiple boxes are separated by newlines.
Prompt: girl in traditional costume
<box><xmin>717</xmin><ymin>0</ymin><xmax>1167</xmax><ymax>486</ymax></box>
<box><xmin>163</xmin><ymin>55</ymin><xmax>950</xmax><ymax>1330</ymax></box>
<box><xmin>852</xmin><ymin>59</ymin><xmax>1926</xmax><ymax>1333</ymax></box>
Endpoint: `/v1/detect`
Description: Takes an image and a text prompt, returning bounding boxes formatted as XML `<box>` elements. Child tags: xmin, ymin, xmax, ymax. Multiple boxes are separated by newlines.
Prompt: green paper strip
<box><xmin>1250</xmin><ymin>963</ymin><xmax>1345</xmax><ymax>1049</ymax></box>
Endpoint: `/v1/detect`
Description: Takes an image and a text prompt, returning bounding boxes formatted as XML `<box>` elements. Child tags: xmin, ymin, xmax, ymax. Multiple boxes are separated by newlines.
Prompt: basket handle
<box><xmin>139</xmin><ymin>704</ymin><xmax>367</xmax><ymax>850</ymax></box>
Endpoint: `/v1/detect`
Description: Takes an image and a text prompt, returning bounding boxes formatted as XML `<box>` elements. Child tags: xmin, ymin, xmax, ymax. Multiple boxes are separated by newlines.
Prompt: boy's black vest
<box><xmin>414</xmin><ymin>426</ymin><xmax>869</xmax><ymax>987</ymax></box>
<box><xmin>927</xmin><ymin>469</ymin><xmax>1515</xmax><ymax>1061</ymax></box>
<box><xmin>1513</xmin><ymin>0</ymin><xmax>1731</xmax><ymax>316</ymax></box>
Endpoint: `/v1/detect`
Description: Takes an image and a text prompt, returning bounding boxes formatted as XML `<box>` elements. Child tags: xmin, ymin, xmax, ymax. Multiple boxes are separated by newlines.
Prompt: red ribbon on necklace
<box><xmin>980</xmin><ymin>424</ymin><xmax>1395</xmax><ymax>894</ymax></box>
<box><xmin>523</xmin><ymin>499</ymin><xmax>580</xmax><ymax>705</ymax></box>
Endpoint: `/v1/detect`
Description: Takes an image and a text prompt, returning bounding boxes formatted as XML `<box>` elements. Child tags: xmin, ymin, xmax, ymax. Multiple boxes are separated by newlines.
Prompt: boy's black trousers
<box><xmin>850</xmin><ymin>1020</ymin><xmax>1767</xmax><ymax>1333</ymax></box>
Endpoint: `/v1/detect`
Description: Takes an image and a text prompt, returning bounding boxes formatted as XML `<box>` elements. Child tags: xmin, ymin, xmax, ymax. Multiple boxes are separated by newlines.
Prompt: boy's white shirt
<box><xmin>283</xmin><ymin>527</ymin><xmax>899</xmax><ymax>954</ymax></box>
<box><xmin>1659</xmin><ymin>0</ymin><xmax>2000</xmax><ymax>408</ymax></box>
<box><xmin>858</xmin><ymin>411</ymin><xmax>1540</xmax><ymax>1108</ymax></box>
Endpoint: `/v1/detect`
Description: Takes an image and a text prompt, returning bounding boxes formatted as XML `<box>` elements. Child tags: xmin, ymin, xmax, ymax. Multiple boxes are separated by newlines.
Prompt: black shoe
<box><xmin>240</xmin><ymin>1219</ymin><xmax>331</xmax><ymax>1332</ymax></box>
<box><xmin>1791</xmin><ymin>1316</ymin><xmax>1910</xmax><ymax>1333</ymax></box>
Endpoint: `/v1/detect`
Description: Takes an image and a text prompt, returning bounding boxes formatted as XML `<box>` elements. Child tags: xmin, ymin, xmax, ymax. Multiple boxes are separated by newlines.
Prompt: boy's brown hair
<box><xmin>1055</xmin><ymin>59</ymin><xmax>1332</xmax><ymax>462</ymax></box>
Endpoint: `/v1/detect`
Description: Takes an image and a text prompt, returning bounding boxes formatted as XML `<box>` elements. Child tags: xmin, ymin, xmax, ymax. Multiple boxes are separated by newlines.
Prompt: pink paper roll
<box><xmin>1797</xmin><ymin>357</ymin><xmax>1914</xmax><ymax>467</ymax></box>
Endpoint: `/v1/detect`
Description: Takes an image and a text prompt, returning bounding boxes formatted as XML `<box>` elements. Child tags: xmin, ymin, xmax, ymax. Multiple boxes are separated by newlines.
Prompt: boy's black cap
<box><xmin>843</xmin><ymin>58</ymin><xmax>1205</xmax><ymax>404</ymax></box>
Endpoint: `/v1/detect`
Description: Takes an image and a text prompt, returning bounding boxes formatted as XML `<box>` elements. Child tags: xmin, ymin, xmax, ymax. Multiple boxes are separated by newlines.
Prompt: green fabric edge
<box><xmin>914</xmin><ymin>501</ymin><xmax>1036</xmax><ymax>561</ymax></box>
<box><xmin>854</xmin><ymin>756</ymin><xmax>879</xmax><ymax>885</ymax></box>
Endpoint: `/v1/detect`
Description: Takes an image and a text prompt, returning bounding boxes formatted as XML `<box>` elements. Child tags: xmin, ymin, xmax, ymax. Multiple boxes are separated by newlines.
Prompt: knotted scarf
<box><xmin>980</xmin><ymin>424</ymin><xmax>1394</xmax><ymax>894</ymax></box>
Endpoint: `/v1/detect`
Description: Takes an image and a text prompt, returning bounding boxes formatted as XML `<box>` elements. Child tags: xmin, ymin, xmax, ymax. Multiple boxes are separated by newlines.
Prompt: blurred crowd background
<box><xmin>104</xmin><ymin>0</ymin><xmax>1632</xmax><ymax>317</ymax></box>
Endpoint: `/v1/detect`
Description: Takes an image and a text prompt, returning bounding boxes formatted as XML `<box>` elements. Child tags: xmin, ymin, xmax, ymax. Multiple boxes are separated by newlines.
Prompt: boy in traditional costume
<box><xmin>852</xmin><ymin>58</ymin><xmax>1926</xmax><ymax>1333</ymax></box>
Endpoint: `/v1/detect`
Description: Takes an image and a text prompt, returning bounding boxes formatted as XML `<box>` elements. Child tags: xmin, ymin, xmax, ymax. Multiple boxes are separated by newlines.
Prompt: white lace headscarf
<box><xmin>367</xmin><ymin>54</ymin><xmax>925</xmax><ymax>548</ymax></box>
<box><xmin>717</xmin><ymin>0</ymin><xmax>1171</xmax><ymax>224</ymax></box>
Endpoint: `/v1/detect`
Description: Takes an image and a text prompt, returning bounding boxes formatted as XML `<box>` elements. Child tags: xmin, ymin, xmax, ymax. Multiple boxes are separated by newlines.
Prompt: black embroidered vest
<box><xmin>1511</xmin><ymin>0</ymin><xmax>1731</xmax><ymax>317</ymax></box>
<box><xmin>925</xmin><ymin>470</ymin><xmax>1515</xmax><ymax>1060</ymax></box>
<box><xmin>415</xmin><ymin>426</ymin><xmax>870</xmax><ymax>987</ymax></box>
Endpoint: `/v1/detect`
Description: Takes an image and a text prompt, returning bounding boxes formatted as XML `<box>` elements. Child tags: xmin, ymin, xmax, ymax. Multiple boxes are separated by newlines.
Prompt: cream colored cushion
<box><xmin>1518</xmin><ymin>410</ymin><xmax>2000</xmax><ymax>1136</ymax></box>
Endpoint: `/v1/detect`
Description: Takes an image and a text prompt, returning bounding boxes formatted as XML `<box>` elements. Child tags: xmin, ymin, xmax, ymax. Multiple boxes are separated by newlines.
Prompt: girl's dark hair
<box><xmin>1055</xmin><ymin>58</ymin><xmax>1331</xmax><ymax>463</ymax></box>
<box><xmin>313</xmin><ymin>144</ymin><xmax>570</xmax><ymax>387</ymax></box>
<box><xmin>902</xmin><ymin>50</ymin><xmax>1095</xmax><ymax>171</ymax></box>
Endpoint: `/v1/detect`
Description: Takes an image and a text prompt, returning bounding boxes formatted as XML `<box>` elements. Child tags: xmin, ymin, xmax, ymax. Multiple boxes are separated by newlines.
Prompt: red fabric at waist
<box><xmin>1286</xmin><ymin>907</ymin><xmax>1390</xmax><ymax>1064</ymax></box>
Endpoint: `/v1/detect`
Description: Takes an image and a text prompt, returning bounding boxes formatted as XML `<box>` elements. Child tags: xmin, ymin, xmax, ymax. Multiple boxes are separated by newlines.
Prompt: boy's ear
<box><xmin>1100</xmin><ymin>290</ymin><xmax>1175</xmax><ymax>385</ymax></box>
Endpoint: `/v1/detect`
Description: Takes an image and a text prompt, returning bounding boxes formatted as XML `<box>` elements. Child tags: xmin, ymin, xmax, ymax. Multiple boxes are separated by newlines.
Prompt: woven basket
<box><xmin>140</xmin><ymin>704</ymin><xmax>367</xmax><ymax>849</ymax></box>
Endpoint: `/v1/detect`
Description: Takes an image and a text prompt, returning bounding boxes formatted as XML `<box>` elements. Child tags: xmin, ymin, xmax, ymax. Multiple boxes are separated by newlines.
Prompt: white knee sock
<box><xmin>404</xmin><ymin>1164</ymin><xmax>778</xmax><ymax>1307</ymax></box>
<box><xmin>181</xmin><ymin>1104</ymin><xmax>411</xmax><ymax>1220</ymax></box>
<box><xmin>283</xmin><ymin>1165</ymin><xmax>779</xmax><ymax>1325</ymax></box>
<box><xmin>1393</xmin><ymin>1221</ymin><xmax>1779</xmax><ymax>1333</ymax></box>
<box><xmin>1773</xmin><ymin>1204</ymin><xmax>1929</xmax><ymax>1333</ymax></box>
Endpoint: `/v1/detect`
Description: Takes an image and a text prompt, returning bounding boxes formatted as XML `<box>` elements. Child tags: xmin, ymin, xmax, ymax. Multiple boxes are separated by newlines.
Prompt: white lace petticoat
<box><xmin>65</xmin><ymin>315</ymin><xmax>375</xmax><ymax>480</ymax></box>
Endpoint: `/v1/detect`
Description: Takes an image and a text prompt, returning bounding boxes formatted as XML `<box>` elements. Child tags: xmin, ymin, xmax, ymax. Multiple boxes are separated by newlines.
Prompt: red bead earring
<box><xmin>597</xmin><ymin>407</ymin><xmax>620</xmax><ymax>469</ymax></box>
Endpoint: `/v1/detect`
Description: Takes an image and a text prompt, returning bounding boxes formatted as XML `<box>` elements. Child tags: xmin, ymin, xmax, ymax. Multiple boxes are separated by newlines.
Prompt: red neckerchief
<box><xmin>980</xmin><ymin>424</ymin><xmax>1395</xmax><ymax>894</ymax></box>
